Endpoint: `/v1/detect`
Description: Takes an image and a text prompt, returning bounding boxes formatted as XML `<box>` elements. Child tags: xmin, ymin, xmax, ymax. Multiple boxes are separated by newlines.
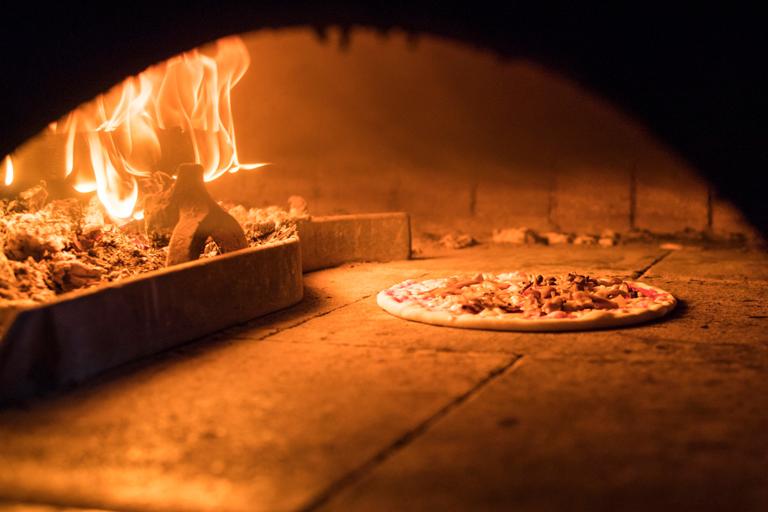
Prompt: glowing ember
<box><xmin>0</xmin><ymin>180</ymin><xmax>305</xmax><ymax>306</ymax></box>
<box><xmin>49</xmin><ymin>36</ymin><xmax>265</xmax><ymax>221</ymax></box>
<box><xmin>2</xmin><ymin>156</ymin><xmax>12</xmax><ymax>186</ymax></box>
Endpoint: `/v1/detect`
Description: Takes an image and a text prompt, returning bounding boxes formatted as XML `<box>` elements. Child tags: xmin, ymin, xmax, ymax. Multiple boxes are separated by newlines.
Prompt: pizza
<box><xmin>376</xmin><ymin>272</ymin><xmax>676</xmax><ymax>331</ymax></box>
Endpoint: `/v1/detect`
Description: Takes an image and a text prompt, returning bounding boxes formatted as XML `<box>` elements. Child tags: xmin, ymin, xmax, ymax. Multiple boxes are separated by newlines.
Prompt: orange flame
<box><xmin>51</xmin><ymin>36</ymin><xmax>265</xmax><ymax>221</ymax></box>
<box><xmin>2</xmin><ymin>155</ymin><xmax>12</xmax><ymax>186</ymax></box>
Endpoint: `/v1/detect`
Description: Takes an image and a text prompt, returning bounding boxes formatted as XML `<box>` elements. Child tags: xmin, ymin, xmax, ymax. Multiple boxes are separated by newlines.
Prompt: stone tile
<box><xmin>299</xmin><ymin>213</ymin><xmax>411</xmax><ymax>272</ymax></box>
<box><xmin>323</xmin><ymin>356</ymin><xmax>768</xmax><ymax>511</ymax></box>
<box><xmin>244</xmin><ymin>246</ymin><xmax>751</xmax><ymax>361</ymax></box>
<box><xmin>222</xmin><ymin>262</ymin><xmax>432</xmax><ymax>342</ymax></box>
<box><xmin>2</xmin><ymin>244</ymin><xmax>763</xmax><ymax>511</ymax></box>
<box><xmin>264</xmin><ymin>297</ymin><xmax>525</xmax><ymax>355</ymax></box>
<box><xmin>258</xmin><ymin>274</ymin><xmax>768</xmax><ymax>359</ymax></box>
<box><xmin>247</xmin><ymin>246</ymin><xmax>767</xmax><ymax>369</ymax></box>
<box><xmin>0</xmin><ymin>340</ymin><xmax>511</xmax><ymax>511</ymax></box>
<box><xmin>621</xmin><ymin>276</ymin><xmax>768</xmax><ymax>346</ymax></box>
<box><xmin>646</xmin><ymin>248</ymin><xmax>768</xmax><ymax>281</ymax></box>
<box><xmin>0</xmin><ymin>504</ymin><xmax>86</xmax><ymax>512</ymax></box>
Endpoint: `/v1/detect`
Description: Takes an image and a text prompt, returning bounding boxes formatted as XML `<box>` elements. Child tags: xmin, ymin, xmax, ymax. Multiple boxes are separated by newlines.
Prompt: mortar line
<box><xmin>547</xmin><ymin>168</ymin><xmax>558</xmax><ymax>229</ymax></box>
<box><xmin>260</xmin><ymin>336</ymin><xmax>520</xmax><ymax>357</ymax></box>
<box><xmin>260</xmin><ymin>335</ymin><xmax>522</xmax><ymax>357</ymax></box>
<box><xmin>629</xmin><ymin>163</ymin><xmax>637</xmax><ymax>229</ymax></box>
<box><xmin>468</xmin><ymin>181</ymin><xmax>478</xmax><ymax>217</ymax></box>
<box><xmin>0</xmin><ymin>496</ymin><xmax>131</xmax><ymax>512</ymax></box>
<box><xmin>630</xmin><ymin>250</ymin><xmax>672</xmax><ymax>280</ymax></box>
<box><xmin>252</xmin><ymin>294</ymin><xmax>372</xmax><ymax>342</ymax></box>
<box><xmin>299</xmin><ymin>355</ymin><xmax>526</xmax><ymax>512</ymax></box>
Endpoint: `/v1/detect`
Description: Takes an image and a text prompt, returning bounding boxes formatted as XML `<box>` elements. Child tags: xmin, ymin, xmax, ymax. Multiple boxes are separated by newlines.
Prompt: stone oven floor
<box><xmin>1</xmin><ymin>245</ymin><xmax>767</xmax><ymax>511</ymax></box>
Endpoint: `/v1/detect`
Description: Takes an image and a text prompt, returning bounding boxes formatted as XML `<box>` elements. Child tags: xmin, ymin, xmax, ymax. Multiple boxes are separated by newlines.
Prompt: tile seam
<box><xmin>299</xmin><ymin>354</ymin><xmax>525</xmax><ymax>512</ymax></box>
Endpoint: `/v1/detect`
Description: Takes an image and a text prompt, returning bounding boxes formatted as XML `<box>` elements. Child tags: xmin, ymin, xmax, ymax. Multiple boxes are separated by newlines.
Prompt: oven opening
<box><xmin>0</xmin><ymin>18</ymin><xmax>766</xmax><ymax>512</ymax></box>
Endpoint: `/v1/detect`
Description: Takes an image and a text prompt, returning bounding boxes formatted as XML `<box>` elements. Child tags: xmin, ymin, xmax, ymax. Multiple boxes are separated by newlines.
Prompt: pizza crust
<box><xmin>377</xmin><ymin>278</ymin><xmax>676</xmax><ymax>332</ymax></box>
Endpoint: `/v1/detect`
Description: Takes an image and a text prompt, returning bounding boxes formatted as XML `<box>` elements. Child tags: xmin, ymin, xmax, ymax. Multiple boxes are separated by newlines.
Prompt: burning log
<box><xmin>145</xmin><ymin>163</ymin><xmax>247</xmax><ymax>266</ymax></box>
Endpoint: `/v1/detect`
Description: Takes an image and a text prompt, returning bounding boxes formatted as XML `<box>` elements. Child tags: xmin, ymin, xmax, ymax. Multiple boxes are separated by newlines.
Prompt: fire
<box><xmin>50</xmin><ymin>36</ymin><xmax>265</xmax><ymax>221</ymax></box>
<box><xmin>2</xmin><ymin>155</ymin><xmax>12</xmax><ymax>186</ymax></box>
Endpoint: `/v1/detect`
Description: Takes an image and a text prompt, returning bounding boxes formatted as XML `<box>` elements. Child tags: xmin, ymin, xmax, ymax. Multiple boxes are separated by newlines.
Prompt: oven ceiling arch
<box><xmin>1</xmin><ymin>3</ymin><xmax>765</xmax><ymax>234</ymax></box>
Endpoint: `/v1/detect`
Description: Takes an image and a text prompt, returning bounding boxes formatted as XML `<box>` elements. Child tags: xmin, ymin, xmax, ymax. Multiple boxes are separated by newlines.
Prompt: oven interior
<box><xmin>0</xmin><ymin>10</ymin><xmax>767</xmax><ymax>511</ymax></box>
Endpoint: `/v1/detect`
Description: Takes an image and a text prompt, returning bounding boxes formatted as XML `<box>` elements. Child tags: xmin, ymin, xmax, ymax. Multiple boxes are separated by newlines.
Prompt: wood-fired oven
<box><xmin>0</xmin><ymin>5</ymin><xmax>766</xmax><ymax>511</ymax></box>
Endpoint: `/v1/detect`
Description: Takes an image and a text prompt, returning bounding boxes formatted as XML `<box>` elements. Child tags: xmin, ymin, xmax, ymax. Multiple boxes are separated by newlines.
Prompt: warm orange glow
<box><xmin>50</xmin><ymin>36</ymin><xmax>264</xmax><ymax>220</ymax></box>
<box><xmin>73</xmin><ymin>181</ymin><xmax>97</xmax><ymax>194</ymax></box>
<box><xmin>3</xmin><ymin>155</ymin><xmax>12</xmax><ymax>186</ymax></box>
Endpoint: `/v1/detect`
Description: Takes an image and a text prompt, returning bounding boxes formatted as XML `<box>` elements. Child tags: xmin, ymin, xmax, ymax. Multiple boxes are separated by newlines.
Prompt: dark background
<box><xmin>1</xmin><ymin>2</ymin><xmax>765</xmax><ymax>235</ymax></box>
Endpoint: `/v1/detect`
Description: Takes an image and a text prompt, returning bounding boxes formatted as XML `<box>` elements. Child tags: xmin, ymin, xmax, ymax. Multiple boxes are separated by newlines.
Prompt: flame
<box><xmin>50</xmin><ymin>36</ymin><xmax>263</xmax><ymax>221</ymax></box>
<box><xmin>2</xmin><ymin>155</ymin><xmax>12</xmax><ymax>186</ymax></box>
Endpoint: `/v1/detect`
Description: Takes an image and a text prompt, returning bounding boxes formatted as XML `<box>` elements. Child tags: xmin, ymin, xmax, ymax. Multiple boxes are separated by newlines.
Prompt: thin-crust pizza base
<box><xmin>377</xmin><ymin>281</ymin><xmax>676</xmax><ymax>332</ymax></box>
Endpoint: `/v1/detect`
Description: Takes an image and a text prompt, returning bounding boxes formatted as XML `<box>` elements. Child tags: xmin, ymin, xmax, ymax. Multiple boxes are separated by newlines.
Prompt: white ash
<box><xmin>222</xmin><ymin>197</ymin><xmax>308</xmax><ymax>248</ymax></box>
<box><xmin>1</xmin><ymin>194</ymin><xmax>165</xmax><ymax>306</ymax></box>
<box><xmin>429</xmin><ymin>224</ymin><xmax>750</xmax><ymax>252</ymax></box>
<box><xmin>492</xmin><ymin>227</ymin><xmax>548</xmax><ymax>245</ymax></box>
<box><xmin>439</xmin><ymin>233</ymin><xmax>477</xmax><ymax>250</ymax></box>
<box><xmin>573</xmin><ymin>235</ymin><xmax>598</xmax><ymax>245</ymax></box>
<box><xmin>489</xmin><ymin>227</ymin><xmax>620</xmax><ymax>248</ymax></box>
<box><xmin>205</xmin><ymin>200</ymin><xmax>307</xmax><ymax>256</ymax></box>
<box><xmin>541</xmin><ymin>231</ymin><xmax>572</xmax><ymax>245</ymax></box>
<box><xmin>1</xmin><ymin>202</ymin><xmax>78</xmax><ymax>260</ymax></box>
<box><xmin>598</xmin><ymin>229</ymin><xmax>619</xmax><ymax>247</ymax></box>
<box><xmin>1</xmin><ymin>183</ymin><xmax>308</xmax><ymax>308</ymax></box>
<box><xmin>0</xmin><ymin>257</ymin><xmax>55</xmax><ymax>305</ymax></box>
<box><xmin>17</xmin><ymin>181</ymin><xmax>48</xmax><ymax>211</ymax></box>
<box><xmin>287</xmin><ymin>195</ymin><xmax>308</xmax><ymax>217</ymax></box>
<box><xmin>50</xmin><ymin>254</ymin><xmax>103</xmax><ymax>291</ymax></box>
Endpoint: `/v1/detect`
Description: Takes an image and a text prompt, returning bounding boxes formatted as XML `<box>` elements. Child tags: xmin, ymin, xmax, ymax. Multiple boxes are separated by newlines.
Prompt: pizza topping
<box><xmin>432</xmin><ymin>274</ymin><xmax>484</xmax><ymax>297</ymax></box>
<box><xmin>629</xmin><ymin>284</ymin><xmax>659</xmax><ymax>298</ymax></box>
<box><xmin>390</xmin><ymin>272</ymin><xmax>669</xmax><ymax>318</ymax></box>
<box><xmin>541</xmin><ymin>296</ymin><xmax>565</xmax><ymax>314</ymax></box>
<box><xmin>461</xmin><ymin>303</ymin><xmax>484</xmax><ymax>314</ymax></box>
<box><xmin>588</xmin><ymin>294</ymin><xmax>619</xmax><ymax>310</ymax></box>
<box><xmin>379</xmin><ymin>273</ymin><xmax>676</xmax><ymax>330</ymax></box>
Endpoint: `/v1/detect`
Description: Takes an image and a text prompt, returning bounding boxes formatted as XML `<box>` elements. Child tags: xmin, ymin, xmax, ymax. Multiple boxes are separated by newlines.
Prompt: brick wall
<box><xmin>10</xmin><ymin>27</ymin><xmax>760</xmax><ymax>240</ymax></box>
<box><xmin>207</xmin><ymin>28</ymin><xmax>757</xmax><ymax>239</ymax></box>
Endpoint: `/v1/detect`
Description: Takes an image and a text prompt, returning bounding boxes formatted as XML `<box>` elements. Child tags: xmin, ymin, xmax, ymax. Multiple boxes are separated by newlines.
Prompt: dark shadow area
<box><xmin>0</xmin><ymin>284</ymin><xmax>335</xmax><ymax>411</ymax></box>
<box><xmin>664</xmin><ymin>298</ymin><xmax>689</xmax><ymax>323</ymax></box>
